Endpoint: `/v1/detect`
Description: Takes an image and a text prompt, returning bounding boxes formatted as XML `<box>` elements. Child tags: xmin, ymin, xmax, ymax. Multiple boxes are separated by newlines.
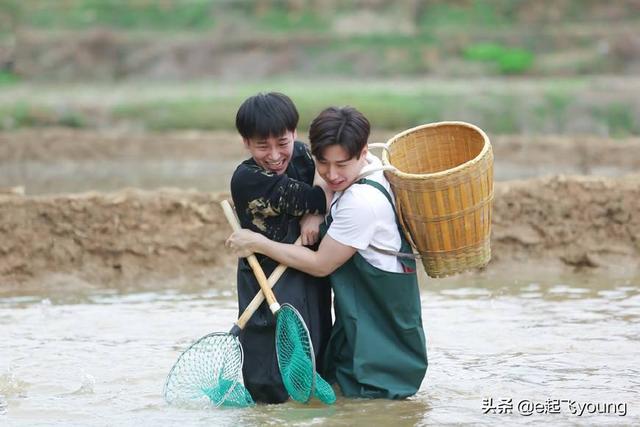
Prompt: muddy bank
<box><xmin>1</xmin><ymin>174</ymin><xmax>639</xmax><ymax>287</ymax></box>
<box><xmin>0</xmin><ymin>189</ymin><xmax>235</xmax><ymax>290</ymax></box>
<box><xmin>2</xmin><ymin>129</ymin><xmax>640</xmax><ymax>194</ymax></box>
<box><xmin>491</xmin><ymin>174</ymin><xmax>640</xmax><ymax>276</ymax></box>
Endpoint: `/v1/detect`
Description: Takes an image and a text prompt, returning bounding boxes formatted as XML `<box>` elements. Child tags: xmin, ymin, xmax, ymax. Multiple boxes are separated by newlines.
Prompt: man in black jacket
<box><xmin>230</xmin><ymin>92</ymin><xmax>332</xmax><ymax>403</ymax></box>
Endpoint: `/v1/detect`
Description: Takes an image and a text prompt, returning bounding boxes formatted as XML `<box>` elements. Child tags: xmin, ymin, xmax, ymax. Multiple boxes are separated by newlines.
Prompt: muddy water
<box><xmin>0</xmin><ymin>159</ymin><xmax>237</xmax><ymax>195</ymax></box>
<box><xmin>1</xmin><ymin>272</ymin><xmax>638</xmax><ymax>426</ymax></box>
<box><xmin>5</xmin><ymin>131</ymin><xmax>639</xmax><ymax>195</ymax></box>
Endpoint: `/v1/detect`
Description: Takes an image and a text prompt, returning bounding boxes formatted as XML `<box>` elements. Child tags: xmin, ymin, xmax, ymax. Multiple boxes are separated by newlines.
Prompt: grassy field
<box><xmin>2</xmin><ymin>1</ymin><xmax>640</xmax><ymax>81</ymax></box>
<box><xmin>1</xmin><ymin>2</ymin><xmax>638</xmax><ymax>135</ymax></box>
<box><xmin>3</xmin><ymin>1</ymin><xmax>639</xmax><ymax>31</ymax></box>
<box><xmin>1</xmin><ymin>77</ymin><xmax>638</xmax><ymax>136</ymax></box>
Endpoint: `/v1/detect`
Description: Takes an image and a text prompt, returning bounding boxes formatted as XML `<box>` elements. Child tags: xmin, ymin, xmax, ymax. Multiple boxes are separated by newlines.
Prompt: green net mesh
<box><xmin>275</xmin><ymin>304</ymin><xmax>336</xmax><ymax>404</ymax></box>
<box><xmin>314</xmin><ymin>372</ymin><xmax>337</xmax><ymax>404</ymax></box>
<box><xmin>205</xmin><ymin>378</ymin><xmax>254</xmax><ymax>408</ymax></box>
<box><xmin>164</xmin><ymin>332</ymin><xmax>254</xmax><ymax>408</ymax></box>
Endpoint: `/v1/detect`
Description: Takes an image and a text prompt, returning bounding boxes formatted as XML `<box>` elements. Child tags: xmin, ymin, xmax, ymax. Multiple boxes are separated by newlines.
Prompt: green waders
<box><xmin>322</xmin><ymin>179</ymin><xmax>428</xmax><ymax>399</ymax></box>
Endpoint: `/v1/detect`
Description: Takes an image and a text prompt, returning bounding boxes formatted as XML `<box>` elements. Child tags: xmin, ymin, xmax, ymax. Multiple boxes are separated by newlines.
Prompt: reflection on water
<box><xmin>1</xmin><ymin>272</ymin><xmax>638</xmax><ymax>426</ymax></box>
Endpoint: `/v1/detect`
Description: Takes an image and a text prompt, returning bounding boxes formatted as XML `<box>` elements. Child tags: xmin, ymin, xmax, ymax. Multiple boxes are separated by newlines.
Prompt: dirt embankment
<box><xmin>491</xmin><ymin>174</ymin><xmax>640</xmax><ymax>275</ymax></box>
<box><xmin>0</xmin><ymin>189</ymin><xmax>234</xmax><ymax>287</ymax></box>
<box><xmin>1</xmin><ymin>174</ymin><xmax>639</xmax><ymax>286</ymax></box>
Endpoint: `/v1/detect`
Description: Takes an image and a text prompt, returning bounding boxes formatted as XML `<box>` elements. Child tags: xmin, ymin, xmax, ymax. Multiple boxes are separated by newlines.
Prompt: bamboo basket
<box><xmin>381</xmin><ymin>122</ymin><xmax>493</xmax><ymax>278</ymax></box>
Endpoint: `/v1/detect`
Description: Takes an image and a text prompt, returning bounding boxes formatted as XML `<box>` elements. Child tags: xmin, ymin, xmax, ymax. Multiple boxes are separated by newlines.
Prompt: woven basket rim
<box><xmin>382</xmin><ymin>121</ymin><xmax>491</xmax><ymax>180</ymax></box>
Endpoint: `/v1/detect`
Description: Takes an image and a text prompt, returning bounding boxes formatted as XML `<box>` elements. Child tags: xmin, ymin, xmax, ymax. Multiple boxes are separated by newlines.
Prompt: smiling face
<box><xmin>244</xmin><ymin>130</ymin><xmax>296</xmax><ymax>175</ymax></box>
<box><xmin>315</xmin><ymin>144</ymin><xmax>368</xmax><ymax>192</ymax></box>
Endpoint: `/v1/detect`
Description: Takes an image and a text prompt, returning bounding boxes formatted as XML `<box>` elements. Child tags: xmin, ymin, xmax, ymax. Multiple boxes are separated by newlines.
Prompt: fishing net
<box><xmin>206</xmin><ymin>378</ymin><xmax>254</xmax><ymax>408</ymax></box>
<box><xmin>275</xmin><ymin>304</ymin><xmax>336</xmax><ymax>404</ymax></box>
<box><xmin>163</xmin><ymin>332</ymin><xmax>254</xmax><ymax>408</ymax></box>
<box><xmin>314</xmin><ymin>372</ymin><xmax>337</xmax><ymax>404</ymax></box>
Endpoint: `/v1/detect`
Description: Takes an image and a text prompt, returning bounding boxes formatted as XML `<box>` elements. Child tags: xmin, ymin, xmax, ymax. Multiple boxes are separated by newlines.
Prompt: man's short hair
<box><xmin>309</xmin><ymin>106</ymin><xmax>370</xmax><ymax>160</ymax></box>
<box><xmin>235</xmin><ymin>92</ymin><xmax>299</xmax><ymax>140</ymax></box>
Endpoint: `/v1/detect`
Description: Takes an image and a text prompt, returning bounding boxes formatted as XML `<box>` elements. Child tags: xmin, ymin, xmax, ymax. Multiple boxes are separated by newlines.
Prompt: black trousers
<box><xmin>237</xmin><ymin>257</ymin><xmax>332</xmax><ymax>404</ymax></box>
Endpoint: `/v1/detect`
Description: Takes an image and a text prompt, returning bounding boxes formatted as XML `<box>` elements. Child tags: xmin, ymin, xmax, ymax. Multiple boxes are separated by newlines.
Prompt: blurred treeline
<box><xmin>0</xmin><ymin>1</ymin><xmax>639</xmax><ymax>135</ymax></box>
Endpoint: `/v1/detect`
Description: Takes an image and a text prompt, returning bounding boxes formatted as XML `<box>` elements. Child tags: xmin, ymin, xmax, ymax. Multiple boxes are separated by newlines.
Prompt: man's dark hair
<box><xmin>235</xmin><ymin>92</ymin><xmax>299</xmax><ymax>140</ymax></box>
<box><xmin>309</xmin><ymin>106</ymin><xmax>370</xmax><ymax>160</ymax></box>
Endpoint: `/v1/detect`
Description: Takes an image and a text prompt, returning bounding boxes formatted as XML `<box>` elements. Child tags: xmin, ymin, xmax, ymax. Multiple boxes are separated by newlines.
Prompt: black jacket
<box><xmin>230</xmin><ymin>140</ymin><xmax>332</xmax><ymax>403</ymax></box>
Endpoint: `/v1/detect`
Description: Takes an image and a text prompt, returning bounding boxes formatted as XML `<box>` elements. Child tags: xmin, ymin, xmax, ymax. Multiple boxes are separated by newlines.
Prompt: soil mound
<box><xmin>2</xmin><ymin>174</ymin><xmax>639</xmax><ymax>286</ymax></box>
<box><xmin>0</xmin><ymin>189</ymin><xmax>233</xmax><ymax>287</ymax></box>
<box><xmin>492</xmin><ymin>174</ymin><xmax>640</xmax><ymax>276</ymax></box>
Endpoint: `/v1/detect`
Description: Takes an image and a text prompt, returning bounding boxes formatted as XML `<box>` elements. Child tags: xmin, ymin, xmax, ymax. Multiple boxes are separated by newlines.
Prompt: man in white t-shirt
<box><xmin>226</xmin><ymin>106</ymin><xmax>427</xmax><ymax>399</ymax></box>
<box><xmin>326</xmin><ymin>152</ymin><xmax>403</xmax><ymax>273</ymax></box>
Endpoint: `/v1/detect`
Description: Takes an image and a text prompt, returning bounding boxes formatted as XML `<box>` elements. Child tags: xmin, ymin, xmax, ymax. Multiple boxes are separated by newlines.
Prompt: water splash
<box><xmin>71</xmin><ymin>372</ymin><xmax>96</xmax><ymax>395</ymax></box>
<box><xmin>0</xmin><ymin>368</ymin><xmax>28</xmax><ymax>398</ymax></box>
<box><xmin>0</xmin><ymin>394</ymin><xmax>7</xmax><ymax>415</ymax></box>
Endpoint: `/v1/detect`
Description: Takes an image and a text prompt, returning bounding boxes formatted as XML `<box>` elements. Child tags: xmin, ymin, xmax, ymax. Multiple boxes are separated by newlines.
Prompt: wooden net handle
<box><xmin>221</xmin><ymin>200</ymin><xmax>281</xmax><ymax>314</ymax></box>
<box><xmin>235</xmin><ymin>236</ymin><xmax>302</xmax><ymax>330</ymax></box>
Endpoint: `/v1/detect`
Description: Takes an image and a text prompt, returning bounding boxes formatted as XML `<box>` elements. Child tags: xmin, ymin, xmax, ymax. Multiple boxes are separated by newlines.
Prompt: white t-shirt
<box><xmin>327</xmin><ymin>154</ymin><xmax>403</xmax><ymax>273</ymax></box>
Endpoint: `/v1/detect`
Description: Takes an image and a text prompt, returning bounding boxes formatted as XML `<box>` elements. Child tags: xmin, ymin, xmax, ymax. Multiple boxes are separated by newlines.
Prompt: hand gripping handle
<box><xmin>221</xmin><ymin>200</ymin><xmax>281</xmax><ymax>314</ymax></box>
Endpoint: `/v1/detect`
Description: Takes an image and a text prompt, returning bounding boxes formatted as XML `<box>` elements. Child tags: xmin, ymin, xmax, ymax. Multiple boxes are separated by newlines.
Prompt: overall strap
<box><xmin>327</xmin><ymin>179</ymin><xmax>392</xmax><ymax>218</ymax></box>
<box><xmin>356</xmin><ymin>178</ymin><xmax>418</xmax><ymax>260</ymax></box>
<box><xmin>357</xmin><ymin>178</ymin><xmax>394</xmax><ymax>206</ymax></box>
<box><xmin>356</xmin><ymin>178</ymin><xmax>403</xmax><ymax>233</ymax></box>
<box><xmin>324</xmin><ymin>196</ymin><xmax>341</xmax><ymax>227</ymax></box>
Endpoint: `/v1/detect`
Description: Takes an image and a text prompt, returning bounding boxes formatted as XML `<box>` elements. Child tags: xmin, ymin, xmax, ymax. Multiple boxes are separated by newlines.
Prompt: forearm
<box><xmin>228</xmin><ymin>229</ymin><xmax>354</xmax><ymax>276</ymax></box>
<box><xmin>253</xmin><ymin>237</ymin><xmax>328</xmax><ymax>277</ymax></box>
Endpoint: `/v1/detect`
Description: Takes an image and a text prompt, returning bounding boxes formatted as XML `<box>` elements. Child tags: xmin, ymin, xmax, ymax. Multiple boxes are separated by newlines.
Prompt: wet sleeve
<box><xmin>231</xmin><ymin>164</ymin><xmax>326</xmax><ymax>218</ymax></box>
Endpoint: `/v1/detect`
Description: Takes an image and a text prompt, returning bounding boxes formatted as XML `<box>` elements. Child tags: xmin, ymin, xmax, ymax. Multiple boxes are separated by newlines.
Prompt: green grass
<box><xmin>419</xmin><ymin>1</ymin><xmax>514</xmax><ymax>29</ymax></box>
<box><xmin>112</xmin><ymin>91</ymin><xmax>446</xmax><ymax>131</ymax></box>
<box><xmin>3</xmin><ymin>0</ymin><xmax>515</xmax><ymax>33</ymax></box>
<box><xmin>2</xmin><ymin>0</ymin><xmax>216</xmax><ymax>31</ymax></box>
<box><xmin>8</xmin><ymin>0</ymin><xmax>639</xmax><ymax>34</ymax></box>
<box><xmin>0</xmin><ymin>102</ymin><xmax>88</xmax><ymax>128</ymax></box>
<box><xmin>0</xmin><ymin>71</ymin><xmax>20</xmax><ymax>86</ymax></box>
<box><xmin>302</xmin><ymin>34</ymin><xmax>438</xmax><ymax>76</ymax></box>
<box><xmin>114</xmin><ymin>99</ymin><xmax>237</xmax><ymax>130</ymax></box>
<box><xmin>344</xmin><ymin>34</ymin><xmax>437</xmax><ymax>49</ymax></box>
<box><xmin>592</xmin><ymin>103</ymin><xmax>639</xmax><ymax>137</ymax></box>
<box><xmin>463</xmin><ymin>42</ymin><xmax>535</xmax><ymax>74</ymax></box>
<box><xmin>1</xmin><ymin>78</ymin><xmax>638</xmax><ymax>137</ymax></box>
<box><xmin>2</xmin><ymin>1</ymin><xmax>638</xmax><ymax>80</ymax></box>
<box><xmin>253</xmin><ymin>8</ymin><xmax>329</xmax><ymax>32</ymax></box>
